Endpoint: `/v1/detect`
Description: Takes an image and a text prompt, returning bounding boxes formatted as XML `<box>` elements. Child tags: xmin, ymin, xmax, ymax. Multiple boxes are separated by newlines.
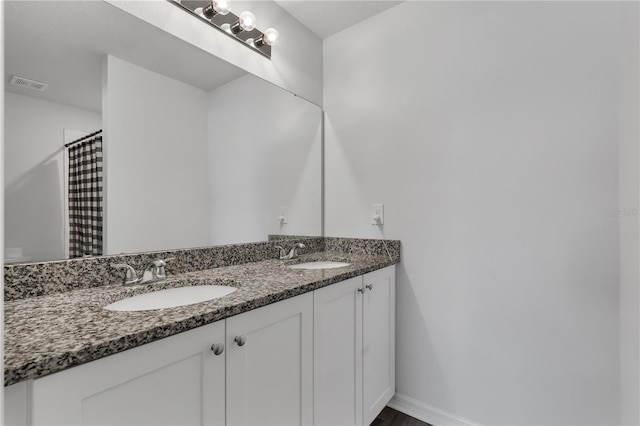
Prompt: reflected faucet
<box><xmin>275</xmin><ymin>243</ymin><xmax>306</xmax><ymax>260</ymax></box>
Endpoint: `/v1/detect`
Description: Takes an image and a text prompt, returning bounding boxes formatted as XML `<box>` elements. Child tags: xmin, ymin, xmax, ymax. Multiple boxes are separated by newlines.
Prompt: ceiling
<box><xmin>274</xmin><ymin>0</ymin><xmax>404</xmax><ymax>39</ymax></box>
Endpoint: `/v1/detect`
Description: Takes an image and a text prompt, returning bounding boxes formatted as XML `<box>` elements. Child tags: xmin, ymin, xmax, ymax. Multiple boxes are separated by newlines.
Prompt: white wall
<box><xmin>618</xmin><ymin>4</ymin><xmax>640</xmax><ymax>425</ymax></box>
<box><xmin>106</xmin><ymin>0</ymin><xmax>323</xmax><ymax>106</ymax></box>
<box><xmin>103</xmin><ymin>55</ymin><xmax>211</xmax><ymax>254</ymax></box>
<box><xmin>4</xmin><ymin>92</ymin><xmax>101</xmax><ymax>261</ymax></box>
<box><xmin>324</xmin><ymin>2</ymin><xmax>628</xmax><ymax>425</ymax></box>
<box><xmin>206</xmin><ymin>74</ymin><xmax>322</xmax><ymax>244</ymax></box>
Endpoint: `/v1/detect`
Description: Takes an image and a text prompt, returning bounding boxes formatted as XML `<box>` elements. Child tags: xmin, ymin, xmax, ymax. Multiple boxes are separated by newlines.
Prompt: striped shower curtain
<box><xmin>68</xmin><ymin>135</ymin><xmax>103</xmax><ymax>258</ymax></box>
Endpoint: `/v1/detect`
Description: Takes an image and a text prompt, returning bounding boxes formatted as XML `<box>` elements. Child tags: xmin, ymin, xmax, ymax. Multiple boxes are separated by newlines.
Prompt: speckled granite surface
<box><xmin>325</xmin><ymin>237</ymin><xmax>400</xmax><ymax>258</ymax></box>
<box><xmin>5</xmin><ymin>239</ymin><xmax>399</xmax><ymax>386</ymax></box>
<box><xmin>4</xmin><ymin>238</ymin><xmax>325</xmax><ymax>301</ymax></box>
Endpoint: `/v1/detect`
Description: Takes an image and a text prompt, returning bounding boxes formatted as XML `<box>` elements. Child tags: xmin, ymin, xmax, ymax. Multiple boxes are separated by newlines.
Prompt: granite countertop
<box><xmin>4</xmin><ymin>251</ymin><xmax>397</xmax><ymax>386</ymax></box>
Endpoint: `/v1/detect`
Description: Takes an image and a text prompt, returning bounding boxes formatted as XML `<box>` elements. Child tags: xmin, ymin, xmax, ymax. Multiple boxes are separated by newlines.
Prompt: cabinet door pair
<box><xmin>28</xmin><ymin>293</ymin><xmax>314</xmax><ymax>426</ymax></box>
<box><xmin>314</xmin><ymin>266</ymin><xmax>396</xmax><ymax>426</ymax></box>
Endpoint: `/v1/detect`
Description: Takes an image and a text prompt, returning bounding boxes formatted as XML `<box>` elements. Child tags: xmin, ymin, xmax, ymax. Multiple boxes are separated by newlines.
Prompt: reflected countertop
<box><xmin>4</xmin><ymin>251</ymin><xmax>398</xmax><ymax>387</ymax></box>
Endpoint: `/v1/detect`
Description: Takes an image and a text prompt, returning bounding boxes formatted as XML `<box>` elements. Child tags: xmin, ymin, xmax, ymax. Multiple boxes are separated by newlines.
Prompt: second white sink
<box><xmin>289</xmin><ymin>261</ymin><xmax>351</xmax><ymax>270</ymax></box>
<box><xmin>104</xmin><ymin>285</ymin><xmax>237</xmax><ymax>311</ymax></box>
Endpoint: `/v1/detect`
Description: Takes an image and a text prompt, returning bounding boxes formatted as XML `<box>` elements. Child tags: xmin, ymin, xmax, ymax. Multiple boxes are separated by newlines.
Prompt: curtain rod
<box><xmin>64</xmin><ymin>129</ymin><xmax>103</xmax><ymax>148</ymax></box>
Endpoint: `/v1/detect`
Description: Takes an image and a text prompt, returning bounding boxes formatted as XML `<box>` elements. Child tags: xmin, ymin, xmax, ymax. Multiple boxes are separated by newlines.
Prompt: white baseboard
<box><xmin>387</xmin><ymin>393</ymin><xmax>478</xmax><ymax>426</ymax></box>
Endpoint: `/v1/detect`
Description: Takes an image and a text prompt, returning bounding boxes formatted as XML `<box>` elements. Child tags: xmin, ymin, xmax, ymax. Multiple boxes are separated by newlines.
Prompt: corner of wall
<box><xmin>101</xmin><ymin>55</ymin><xmax>109</xmax><ymax>255</ymax></box>
<box><xmin>618</xmin><ymin>3</ymin><xmax>640</xmax><ymax>424</ymax></box>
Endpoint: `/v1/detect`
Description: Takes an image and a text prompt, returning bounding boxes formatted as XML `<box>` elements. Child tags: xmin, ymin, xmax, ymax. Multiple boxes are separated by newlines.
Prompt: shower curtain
<box><xmin>68</xmin><ymin>134</ymin><xmax>103</xmax><ymax>258</ymax></box>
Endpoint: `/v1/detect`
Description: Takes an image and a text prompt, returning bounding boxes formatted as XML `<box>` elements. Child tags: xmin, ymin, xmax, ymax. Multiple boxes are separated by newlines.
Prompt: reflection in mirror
<box><xmin>4</xmin><ymin>1</ymin><xmax>322</xmax><ymax>263</ymax></box>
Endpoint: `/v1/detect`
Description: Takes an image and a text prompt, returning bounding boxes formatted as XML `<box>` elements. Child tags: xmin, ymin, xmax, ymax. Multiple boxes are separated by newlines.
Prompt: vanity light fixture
<box><xmin>169</xmin><ymin>0</ymin><xmax>279</xmax><ymax>59</ymax></box>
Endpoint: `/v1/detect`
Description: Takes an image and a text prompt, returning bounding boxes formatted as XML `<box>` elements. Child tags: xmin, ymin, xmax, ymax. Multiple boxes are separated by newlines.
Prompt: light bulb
<box><xmin>213</xmin><ymin>0</ymin><xmax>230</xmax><ymax>15</ymax></box>
<box><xmin>238</xmin><ymin>11</ymin><xmax>256</xmax><ymax>31</ymax></box>
<box><xmin>203</xmin><ymin>0</ymin><xmax>230</xmax><ymax>19</ymax></box>
<box><xmin>262</xmin><ymin>28</ymin><xmax>279</xmax><ymax>46</ymax></box>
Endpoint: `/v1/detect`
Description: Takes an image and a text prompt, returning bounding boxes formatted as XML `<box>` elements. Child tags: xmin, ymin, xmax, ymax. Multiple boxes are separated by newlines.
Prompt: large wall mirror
<box><xmin>4</xmin><ymin>0</ymin><xmax>322</xmax><ymax>263</ymax></box>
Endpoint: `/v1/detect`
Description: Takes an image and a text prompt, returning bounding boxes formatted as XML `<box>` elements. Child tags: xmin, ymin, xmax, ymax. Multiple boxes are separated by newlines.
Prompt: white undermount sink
<box><xmin>288</xmin><ymin>261</ymin><xmax>351</xmax><ymax>270</ymax></box>
<box><xmin>104</xmin><ymin>285</ymin><xmax>237</xmax><ymax>311</ymax></box>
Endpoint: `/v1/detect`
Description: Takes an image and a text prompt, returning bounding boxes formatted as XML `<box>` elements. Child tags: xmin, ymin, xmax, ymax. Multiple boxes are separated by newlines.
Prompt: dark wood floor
<box><xmin>372</xmin><ymin>407</ymin><xmax>432</xmax><ymax>426</ymax></box>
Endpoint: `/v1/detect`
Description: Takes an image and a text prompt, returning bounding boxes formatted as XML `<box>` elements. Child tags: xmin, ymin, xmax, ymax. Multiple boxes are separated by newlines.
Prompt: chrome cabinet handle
<box><xmin>365</xmin><ymin>284</ymin><xmax>373</xmax><ymax>291</ymax></box>
<box><xmin>357</xmin><ymin>288</ymin><xmax>364</xmax><ymax>293</ymax></box>
<box><xmin>211</xmin><ymin>343</ymin><xmax>225</xmax><ymax>355</ymax></box>
<box><xmin>234</xmin><ymin>335</ymin><xmax>246</xmax><ymax>346</ymax></box>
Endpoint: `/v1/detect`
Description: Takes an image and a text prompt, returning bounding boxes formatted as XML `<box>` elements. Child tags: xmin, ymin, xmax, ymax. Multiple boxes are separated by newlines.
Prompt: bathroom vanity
<box><xmin>4</xmin><ymin>238</ymin><xmax>398</xmax><ymax>426</ymax></box>
<box><xmin>4</xmin><ymin>2</ymin><xmax>397</xmax><ymax>425</ymax></box>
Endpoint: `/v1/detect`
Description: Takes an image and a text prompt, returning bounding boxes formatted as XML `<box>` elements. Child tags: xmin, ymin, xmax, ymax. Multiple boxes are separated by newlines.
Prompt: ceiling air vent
<box><xmin>9</xmin><ymin>75</ymin><xmax>48</xmax><ymax>92</ymax></box>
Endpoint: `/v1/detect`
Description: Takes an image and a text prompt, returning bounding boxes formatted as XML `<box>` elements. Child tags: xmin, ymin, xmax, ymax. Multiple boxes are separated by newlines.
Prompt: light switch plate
<box><xmin>371</xmin><ymin>203</ymin><xmax>384</xmax><ymax>225</ymax></box>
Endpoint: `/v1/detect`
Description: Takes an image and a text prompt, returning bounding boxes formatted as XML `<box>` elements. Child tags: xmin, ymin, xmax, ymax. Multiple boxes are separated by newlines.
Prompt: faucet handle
<box><xmin>110</xmin><ymin>263</ymin><xmax>139</xmax><ymax>285</ymax></box>
<box><xmin>138</xmin><ymin>257</ymin><xmax>176</xmax><ymax>284</ymax></box>
<box><xmin>156</xmin><ymin>257</ymin><xmax>175</xmax><ymax>279</ymax></box>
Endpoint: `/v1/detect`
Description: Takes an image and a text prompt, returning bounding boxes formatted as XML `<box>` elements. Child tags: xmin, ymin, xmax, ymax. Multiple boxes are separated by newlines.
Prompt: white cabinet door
<box><xmin>363</xmin><ymin>266</ymin><xmax>396</xmax><ymax>426</ymax></box>
<box><xmin>5</xmin><ymin>381</ymin><xmax>30</xmax><ymax>426</ymax></box>
<box><xmin>313</xmin><ymin>276</ymin><xmax>363</xmax><ymax>426</ymax></box>
<box><xmin>226</xmin><ymin>292</ymin><xmax>313</xmax><ymax>426</ymax></box>
<box><xmin>31</xmin><ymin>321</ymin><xmax>226</xmax><ymax>426</ymax></box>
<box><xmin>313</xmin><ymin>266</ymin><xmax>396</xmax><ymax>426</ymax></box>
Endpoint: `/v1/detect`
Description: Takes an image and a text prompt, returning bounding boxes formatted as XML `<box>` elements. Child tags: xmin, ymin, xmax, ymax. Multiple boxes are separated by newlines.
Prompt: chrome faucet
<box><xmin>140</xmin><ymin>260</ymin><xmax>163</xmax><ymax>283</ymax></box>
<box><xmin>275</xmin><ymin>243</ymin><xmax>306</xmax><ymax>260</ymax></box>
<box><xmin>111</xmin><ymin>257</ymin><xmax>175</xmax><ymax>286</ymax></box>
